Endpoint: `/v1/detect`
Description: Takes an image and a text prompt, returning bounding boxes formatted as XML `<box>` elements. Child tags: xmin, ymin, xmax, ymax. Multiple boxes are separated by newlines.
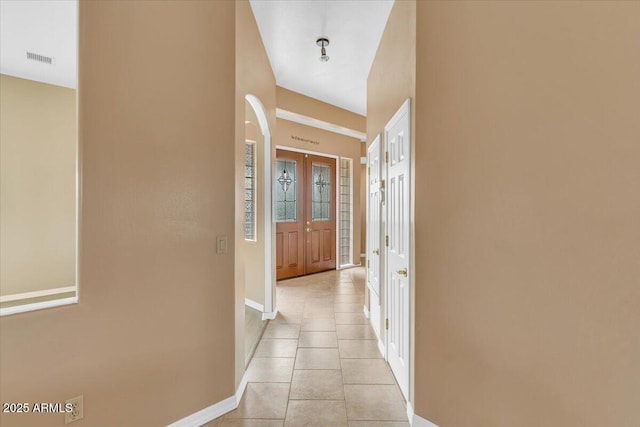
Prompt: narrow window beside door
<box><xmin>339</xmin><ymin>158</ymin><xmax>353</xmax><ymax>267</ymax></box>
<box><xmin>244</xmin><ymin>141</ymin><xmax>256</xmax><ymax>241</ymax></box>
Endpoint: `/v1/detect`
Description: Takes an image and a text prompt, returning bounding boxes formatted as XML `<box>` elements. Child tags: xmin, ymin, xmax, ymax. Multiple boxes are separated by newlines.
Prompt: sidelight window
<box><xmin>244</xmin><ymin>141</ymin><xmax>256</xmax><ymax>240</ymax></box>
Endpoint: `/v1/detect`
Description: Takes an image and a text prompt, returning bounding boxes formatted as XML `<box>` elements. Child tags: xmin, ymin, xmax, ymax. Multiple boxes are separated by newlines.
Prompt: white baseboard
<box><xmin>377</xmin><ymin>339</ymin><xmax>385</xmax><ymax>358</ymax></box>
<box><xmin>166</xmin><ymin>371</ymin><xmax>249</xmax><ymax>427</ymax></box>
<box><xmin>0</xmin><ymin>296</ymin><xmax>78</xmax><ymax>317</ymax></box>
<box><xmin>262</xmin><ymin>308</ymin><xmax>278</xmax><ymax>320</ymax></box>
<box><xmin>245</xmin><ymin>298</ymin><xmax>264</xmax><ymax>312</ymax></box>
<box><xmin>407</xmin><ymin>401</ymin><xmax>415</xmax><ymax>426</ymax></box>
<box><xmin>235</xmin><ymin>372</ymin><xmax>248</xmax><ymax>404</ymax></box>
<box><xmin>0</xmin><ymin>286</ymin><xmax>76</xmax><ymax>303</ymax></box>
<box><xmin>408</xmin><ymin>402</ymin><xmax>439</xmax><ymax>427</ymax></box>
<box><xmin>166</xmin><ymin>395</ymin><xmax>235</xmax><ymax>427</ymax></box>
<box><xmin>363</xmin><ymin>305</ymin><xmax>370</xmax><ymax>318</ymax></box>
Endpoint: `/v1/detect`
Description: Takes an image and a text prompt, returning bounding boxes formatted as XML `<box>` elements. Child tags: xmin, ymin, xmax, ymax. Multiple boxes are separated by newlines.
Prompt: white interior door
<box><xmin>367</xmin><ymin>135</ymin><xmax>382</xmax><ymax>337</ymax></box>
<box><xmin>385</xmin><ymin>99</ymin><xmax>411</xmax><ymax>399</ymax></box>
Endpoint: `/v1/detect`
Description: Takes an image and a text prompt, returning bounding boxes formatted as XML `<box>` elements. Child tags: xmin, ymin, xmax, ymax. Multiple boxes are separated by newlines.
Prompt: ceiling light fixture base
<box><xmin>316</xmin><ymin>38</ymin><xmax>329</xmax><ymax>47</ymax></box>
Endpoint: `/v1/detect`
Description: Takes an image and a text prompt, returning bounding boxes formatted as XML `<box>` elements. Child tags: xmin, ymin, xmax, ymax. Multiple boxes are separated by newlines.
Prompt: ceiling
<box><xmin>0</xmin><ymin>0</ymin><xmax>77</xmax><ymax>89</ymax></box>
<box><xmin>250</xmin><ymin>0</ymin><xmax>394</xmax><ymax>116</ymax></box>
<box><xmin>0</xmin><ymin>0</ymin><xmax>393</xmax><ymax>109</ymax></box>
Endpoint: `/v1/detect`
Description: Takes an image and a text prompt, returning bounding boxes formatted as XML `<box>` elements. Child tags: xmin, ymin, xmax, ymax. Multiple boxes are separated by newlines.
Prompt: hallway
<box><xmin>212</xmin><ymin>267</ymin><xmax>409</xmax><ymax>426</ymax></box>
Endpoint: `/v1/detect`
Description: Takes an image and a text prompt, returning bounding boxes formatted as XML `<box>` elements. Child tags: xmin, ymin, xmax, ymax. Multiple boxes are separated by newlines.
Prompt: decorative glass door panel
<box><xmin>311</xmin><ymin>163</ymin><xmax>331</xmax><ymax>221</ymax></box>
<box><xmin>275</xmin><ymin>159</ymin><xmax>298</xmax><ymax>222</ymax></box>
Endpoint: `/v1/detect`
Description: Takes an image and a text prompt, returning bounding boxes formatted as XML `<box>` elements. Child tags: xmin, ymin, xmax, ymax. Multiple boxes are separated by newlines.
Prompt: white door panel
<box><xmin>385</xmin><ymin>100</ymin><xmax>411</xmax><ymax>400</ymax></box>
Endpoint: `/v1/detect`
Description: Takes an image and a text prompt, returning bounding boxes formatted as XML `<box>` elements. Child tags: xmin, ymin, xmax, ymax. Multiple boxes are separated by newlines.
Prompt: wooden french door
<box><xmin>275</xmin><ymin>150</ymin><xmax>305</xmax><ymax>279</ymax></box>
<box><xmin>275</xmin><ymin>150</ymin><xmax>336</xmax><ymax>280</ymax></box>
<box><xmin>304</xmin><ymin>154</ymin><xmax>336</xmax><ymax>274</ymax></box>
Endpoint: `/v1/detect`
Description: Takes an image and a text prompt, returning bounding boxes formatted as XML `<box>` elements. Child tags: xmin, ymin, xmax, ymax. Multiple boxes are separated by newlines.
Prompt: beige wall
<box><xmin>275</xmin><ymin>117</ymin><xmax>363</xmax><ymax>263</ymax></box>
<box><xmin>0</xmin><ymin>2</ymin><xmax>236</xmax><ymax>426</ymax></box>
<box><xmin>0</xmin><ymin>75</ymin><xmax>76</xmax><ymax>297</ymax></box>
<box><xmin>366</xmin><ymin>0</ymin><xmax>416</xmax><ymax>147</ymax></box>
<box><xmin>235</xmin><ymin>0</ymin><xmax>277</xmax><ymax>387</ymax></box>
<box><xmin>414</xmin><ymin>1</ymin><xmax>640</xmax><ymax>426</ymax></box>
<box><xmin>365</xmin><ymin>0</ymin><xmax>416</xmax><ymax>387</ymax></box>
<box><xmin>277</xmin><ymin>86</ymin><xmax>365</xmax><ymax>133</ymax></box>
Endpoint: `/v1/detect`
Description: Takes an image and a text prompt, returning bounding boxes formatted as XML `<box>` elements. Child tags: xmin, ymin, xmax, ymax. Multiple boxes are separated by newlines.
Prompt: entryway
<box><xmin>275</xmin><ymin>148</ymin><xmax>337</xmax><ymax>280</ymax></box>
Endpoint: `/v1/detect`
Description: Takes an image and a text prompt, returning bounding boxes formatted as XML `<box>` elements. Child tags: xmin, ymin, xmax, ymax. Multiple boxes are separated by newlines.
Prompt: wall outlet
<box><xmin>65</xmin><ymin>395</ymin><xmax>83</xmax><ymax>424</ymax></box>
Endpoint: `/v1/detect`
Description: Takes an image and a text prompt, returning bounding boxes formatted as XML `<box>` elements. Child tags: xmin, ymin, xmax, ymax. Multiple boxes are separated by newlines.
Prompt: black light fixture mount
<box><xmin>316</xmin><ymin>37</ymin><xmax>330</xmax><ymax>62</ymax></box>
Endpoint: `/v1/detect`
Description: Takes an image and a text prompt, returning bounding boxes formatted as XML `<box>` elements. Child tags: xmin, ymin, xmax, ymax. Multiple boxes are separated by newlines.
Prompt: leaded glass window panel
<box><xmin>244</xmin><ymin>142</ymin><xmax>256</xmax><ymax>240</ymax></box>
<box><xmin>275</xmin><ymin>159</ymin><xmax>297</xmax><ymax>222</ymax></box>
<box><xmin>339</xmin><ymin>158</ymin><xmax>352</xmax><ymax>266</ymax></box>
<box><xmin>311</xmin><ymin>163</ymin><xmax>331</xmax><ymax>221</ymax></box>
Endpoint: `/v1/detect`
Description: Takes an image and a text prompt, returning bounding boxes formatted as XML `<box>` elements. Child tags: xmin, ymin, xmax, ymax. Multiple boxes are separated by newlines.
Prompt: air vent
<box><xmin>26</xmin><ymin>51</ymin><xmax>54</xmax><ymax>65</ymax></box>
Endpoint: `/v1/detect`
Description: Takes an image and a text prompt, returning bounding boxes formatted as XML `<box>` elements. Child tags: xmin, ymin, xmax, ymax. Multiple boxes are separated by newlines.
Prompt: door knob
<box><xmin>396</xmin><ymin>268</ymin><xmax>407</xmax><ymax>277</ymax></box>
<box><xmin>373</xmin><ymin>249</ymin><xmax>379</xmax><ymax>255</ymax></box>
<box><xmin>306</xmin><ymin>228</ymin><xmax>311</xmax><ymax>232</ymax></box>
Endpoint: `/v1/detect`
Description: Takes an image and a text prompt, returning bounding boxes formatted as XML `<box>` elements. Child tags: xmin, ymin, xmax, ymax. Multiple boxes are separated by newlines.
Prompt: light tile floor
<box><xmin>211</xmin><ymin>267</ymin><xmax>409</xmax><ymax>427</ymax></box>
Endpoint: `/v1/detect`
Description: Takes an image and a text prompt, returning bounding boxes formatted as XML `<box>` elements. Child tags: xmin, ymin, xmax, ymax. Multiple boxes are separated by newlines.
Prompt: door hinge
<box><xmin>367</xmin><ymin>259</ymin><xmax>370</xmax><ymax>268</ymax></box>
<box><xmin>379</xmin><ymin>179</ymin><xmax>385</xmax><ymax>189</ymax></box>
<box><xmin>385</xmin><ymin>151</ymin><xmax>389</xmax><ymax>163</ymax></box>
<box><xmin>385</xmin><ymin>318</ymin><xmax>389</xmax><ymax>330</ymax></box>
<box><xmin>385</xmin><ymin>235</ymin><xmax>389</xmax><ymax>247</ymax></box>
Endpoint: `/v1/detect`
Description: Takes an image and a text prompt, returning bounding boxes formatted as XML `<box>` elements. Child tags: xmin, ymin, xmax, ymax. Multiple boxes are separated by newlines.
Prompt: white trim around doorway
<box><xmin>245</xmin><ymin>95</ymin><xmax>273</xmax><ymax>315</ymax></box>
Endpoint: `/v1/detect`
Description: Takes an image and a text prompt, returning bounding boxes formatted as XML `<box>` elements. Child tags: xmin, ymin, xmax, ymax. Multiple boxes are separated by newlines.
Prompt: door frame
<box><xmin>245</xmin><ymin>95</ymin><xmax>275</xmax><ymax>319</ymax></box>
<box><xmin>275</xmin><ymin>145</ymin><xmax>340</xmax><ymax>275</ymax></box>
<box><xmin>366</xmin><ymin>134</ymin><xmax>383</xmax><ymax>343</ymax></box>
<box><xmin>381</xmin><ymin>98</ymin><xmax>412</xmax><ymax>403</ymax></box>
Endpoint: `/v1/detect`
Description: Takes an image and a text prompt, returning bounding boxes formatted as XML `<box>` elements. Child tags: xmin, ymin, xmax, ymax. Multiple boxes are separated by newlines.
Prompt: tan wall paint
<box><xmin>0</xmin><ymin>75</ymin><xmax>76</xmax><ymax>297</ymax></box>
<box><xmin>276</xmin><ymin>118</ymin><xmax>362</xmax><ymax>263</ymax></box>
<box><xmin>0</xmin><ymin>2</ymin><xmax>236</xmax><ymax>426</ymax></box>
<box><xmin>235</xmin><ymin>0</ymin><xmax>277</xmax><ymax>387</ymax></box>
<box><xmin>365</xmin><ymin>0</ymin><xmax>416</xmax><ymax>397</ymax></box>
<box><xmin>277</xmin><ymin>86</ymin><xmax>365</xmax><ymax>133</ymax></box>
<box><xmin>414</xmin><ymin>2</ymin><xmax>640</xmax><ymax>426</ymax></box>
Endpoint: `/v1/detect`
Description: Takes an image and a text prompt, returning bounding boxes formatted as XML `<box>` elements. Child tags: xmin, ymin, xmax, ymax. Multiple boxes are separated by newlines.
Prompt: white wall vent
<box><xmin>26</xmin><ymin>51</ymin><xmax>54</xmax><ymax>65</ymax></box>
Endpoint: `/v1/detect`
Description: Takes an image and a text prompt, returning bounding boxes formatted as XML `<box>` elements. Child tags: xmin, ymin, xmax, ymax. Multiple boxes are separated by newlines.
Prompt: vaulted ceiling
<box><xmin>249</xmin><ymin>0</ymin><xmax>394</xmax><ymax>116</ymax></box>
<box><xmin>1</xmin><ymin>0</ymin><xmax>394</xmax><ymax>113</ymax></box>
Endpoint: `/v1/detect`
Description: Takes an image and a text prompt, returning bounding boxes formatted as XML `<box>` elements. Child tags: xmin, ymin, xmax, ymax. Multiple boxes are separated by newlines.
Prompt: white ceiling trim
<box><xmin>276</xmin><ymin>108</ymin><xmax>366</xmax><ymax>142</ymax></box>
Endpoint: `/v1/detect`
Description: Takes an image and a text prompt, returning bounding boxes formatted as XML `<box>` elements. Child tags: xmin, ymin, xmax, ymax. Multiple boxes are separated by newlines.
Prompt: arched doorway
<box><xmin>244</xmin><ymin>94</ymin><xmax>275</xmax><ymax>318</ymax></box>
